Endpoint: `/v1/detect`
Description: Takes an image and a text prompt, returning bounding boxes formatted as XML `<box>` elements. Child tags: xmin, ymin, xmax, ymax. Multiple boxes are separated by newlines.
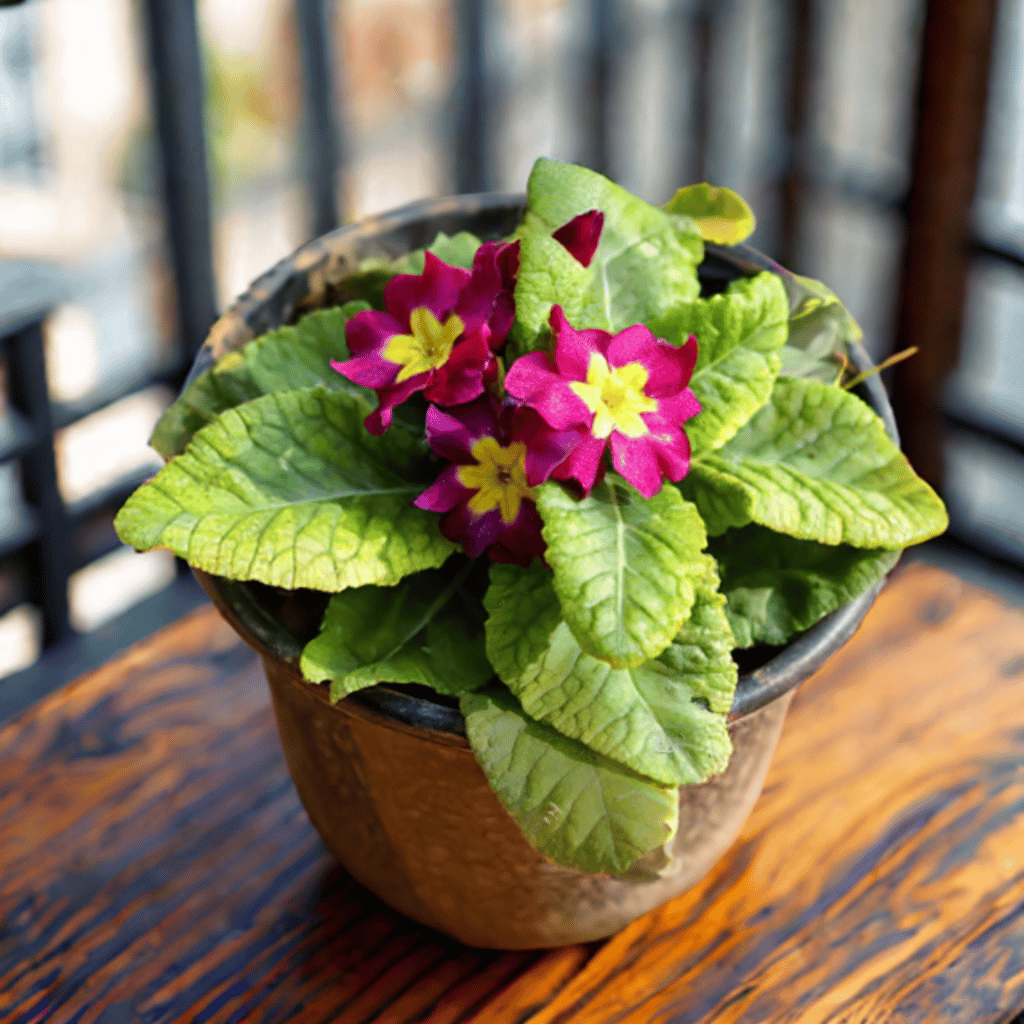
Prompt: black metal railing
<box><xmin>1</xmin><ymin>0</ymin><xmax>1021</xmax><ymax>707</ymax></box>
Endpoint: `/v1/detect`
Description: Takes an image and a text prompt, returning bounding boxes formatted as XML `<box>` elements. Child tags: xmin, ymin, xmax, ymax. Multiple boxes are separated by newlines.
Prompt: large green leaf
<box><xmin>483</xmin><ymin>560</ymin><xmax>562</xmax><ymax>687</ymax></box>
<box><xmin>710</xmin><ymin>525</ymin><xmax>899</xmax><ymax>648</ymax></box>
<box><xmin>681</xmin><ymin>376</ymin><xmax>949</xmax><ymax>547</ymax></box>
<box><xmin>461</xmin><ymin>684</ymin><xmax>678</xmax><ymax>874</ymax></box>
<box><xmin>538</xmin><ymin>475</ymin><xmax>707</xmax><ymax>668</ymax></box>
<box><xmin>652</xmin><ymin>272</ymin><xmax>789</xmax><ymax>457</ymax></box>
<box><xmin>115</xmin><ymin>387</ymin><xmax>456</xmax><ymax>590</ymax></box>
<box><xmin>301</xmin><ymin>562</ymin><xmax>491</xmax><ymax>698</ymax></box>
<box><xmin>508</xmin><ymin>564</ymin><xmax>735</xmax><ymax>787</ymax></box>
<box><xmin>151</xmin><ymin>303</ymin><xmax>373</xmax><ymax>458</ymax></box>
<box><xmin>778</xmin><ymin>272</ymin><xmax>863</xmax><ymax>383</ymax></box>
<box><xmin>509</xmin><ymin>159</ymin><xmax>704</xmax><ymax>356</ymax></box>
<box><xmin>663</xmin><ymin>183</ymin><xmax>756</xmax><ymax>245</ymax></box>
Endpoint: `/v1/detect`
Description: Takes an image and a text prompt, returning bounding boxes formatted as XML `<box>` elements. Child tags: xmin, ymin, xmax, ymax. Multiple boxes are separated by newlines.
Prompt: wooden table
<box><xmin>3</xmin><ymin>562</ymin><xmax>1024</xmax><ymax>1023</ymax></box>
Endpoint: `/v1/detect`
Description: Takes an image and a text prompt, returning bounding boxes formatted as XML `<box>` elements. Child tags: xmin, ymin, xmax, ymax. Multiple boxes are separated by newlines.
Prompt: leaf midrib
<box><xmin>607</xmin><ymin>482</ymin><xmax>628</xmax><ymax>659</ymax></box>
<box><xmin>158</xmin><ymin>474</ymin><xmax>421</xmax><ymax>515</ymax></box>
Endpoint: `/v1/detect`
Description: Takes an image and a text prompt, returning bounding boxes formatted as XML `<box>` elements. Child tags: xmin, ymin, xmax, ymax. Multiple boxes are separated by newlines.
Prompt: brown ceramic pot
<box><xmin>188</xmin><ymin>194</ymin><xmax>895</xmax><ymax>949</ymax></box>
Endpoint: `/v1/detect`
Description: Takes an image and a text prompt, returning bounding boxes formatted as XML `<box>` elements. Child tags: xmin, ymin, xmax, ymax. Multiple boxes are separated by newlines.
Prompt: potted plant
<box><xmin>115</xmin><ymin>159</ymin><xmax>947</xmax><ymax>949</ymax></box>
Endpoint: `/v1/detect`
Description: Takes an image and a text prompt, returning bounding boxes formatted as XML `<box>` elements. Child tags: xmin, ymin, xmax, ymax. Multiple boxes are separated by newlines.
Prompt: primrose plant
<box><xmin>116</xmin><ymin>159</ymin><xmax>948</xmax><ymax>874</ymax></box>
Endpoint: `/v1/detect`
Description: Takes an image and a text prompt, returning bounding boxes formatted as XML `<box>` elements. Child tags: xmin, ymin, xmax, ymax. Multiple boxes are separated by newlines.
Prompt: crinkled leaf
<box><xmin>507</xmin><ymin>562</ymin><xmax>734</xmax><ymax>787</ymax></box>
<box><xmin>483</xmin><ymin>560</ymin><xmax>562</xmax><ymax>687</ymax></box>
<box><xmin>115</xmin><ymin>387</ymin><xmax>456</xmax><ymax>590</ymax></box>
<box><xmin>779</xmin><ymin>272</ymin><xmax>863</xmax><ymax>383</ymax></box>
<box><xmin>663</xmin><ymin>183</ymin><xmax>756</xmax><ymax>245</ymax></box>
<box><xmin>682</xmin><ymin>376</ymin><xmax>949</xmax><ymax>548</ymax></box>
<box><xmin>709</xmin><ymin>524</ymin><xmax>899</xmax><ymax>648</ymax></box>
<box><xmin>460</xmin><ymin>683</ymin><xmax>678</xmax><ymax>874</ymax></box>
<box><xmin>538</xmin><ymin>474</ymin><xmax>707</xmax><ymax>668</ymax></box>
<box><xmin>151</xmin><ymin>303</ymin><xmax>373</xmax><ymax>458</ymax></box>
<box><xmin>509</xmin><ymin>159</ymin><xmax>703</xmax><ymax>356</ymax></box>
<box><xmin>301</xmin><ymin>563</ymin><xmax>490</xmax><ymax>698</ymax></box>
<box><xmin>652</xmin><ymin>272</ymin><xmax>789</xmax><ymax>456</ymax></box>
<box><xmin>655</xmin><ymin>559</ymin><xmax>737</xmax><ymax>715</ymax></box>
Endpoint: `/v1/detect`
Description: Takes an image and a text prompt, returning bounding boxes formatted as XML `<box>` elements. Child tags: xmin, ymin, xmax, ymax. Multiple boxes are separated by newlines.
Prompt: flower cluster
<box><xmin>334</xmin><ymin>211</ymin><xmax>701</xmax><ymax>564</ymax></box>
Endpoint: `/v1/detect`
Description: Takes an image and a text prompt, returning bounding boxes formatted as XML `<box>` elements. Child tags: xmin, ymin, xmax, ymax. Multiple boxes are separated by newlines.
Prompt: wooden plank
<box><xmin>0</xmin><ymin>608</ymin><xmax>538</xmax><ymax>1022</ymax></box>
<box><xmin>2</xmin><ymin>564</ymin><xmax>1024</xmax><ymax>1022</ymax></box>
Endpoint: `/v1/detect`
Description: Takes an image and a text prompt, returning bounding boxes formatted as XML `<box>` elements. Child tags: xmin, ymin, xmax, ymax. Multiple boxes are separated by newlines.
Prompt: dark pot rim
<box><xmin>188</xmin><ymin>192</ymin><xmax>897</xmax><ymax>736</ymax></box>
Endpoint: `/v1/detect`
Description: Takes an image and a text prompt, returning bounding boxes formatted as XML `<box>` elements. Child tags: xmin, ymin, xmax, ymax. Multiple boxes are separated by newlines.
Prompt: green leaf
<box><xmin>115</xmin><ymin>387</ymin><xmax>456</xmax><ymax>590</ymax></box>
<box><xmin>483</xmin><ymin>560</ymin><xmax>562</xmax><ymax>687</ymax></box>
<box><xmin>151</xmin><ymin>303</ymin><xmax>373</xmax><ymax>458</ymax></box>
<box><xmin>663</xmin><ymin>183</ymin><xmax>756</xmax><ymax>245</ymax></box>
<box><xmin>538</xmin><ymin>475</ymin><xmax>707</xmax><ymax>668</ymax></box>
<box><xmin>779</xmin><ymin>272</ymin><xmax>863</xmax><ymax>383</ymax></box>
<box><xmin>301</xmin><ymin>562</ymin><xmax>491</xmax><ymax>698</ymax></box>
<box><xmin>710</xmin><ymin>525</ymin><xmax>899</xmax><ymax>648</ymax></box>
<box><xmin>509</xmin><ymin>158</ymin><xmax>703</xmax><ymax>356</ymax></box>
<box><xmin>652</xmin><ymin>272</ymin><xmax>789</xmax><ymax>456</ymax></box>
<box><xmin>390</xmin><ymin>230</ymin><xmax>486</xmax><ymax>275</ymax></box>
<box><xmin>508</xmin><ymin>564</ymin><xmax>735</xmax><ymax>787</ymax></box>
<box><xmin>461</xmin><ymin>683</ymin><xmax>678</xmax><ymax>874</ymax></box>
<box><xmin>682</xmin><ymin>376</ymin><xmax>949</xmax><ymax>547</ymax></box>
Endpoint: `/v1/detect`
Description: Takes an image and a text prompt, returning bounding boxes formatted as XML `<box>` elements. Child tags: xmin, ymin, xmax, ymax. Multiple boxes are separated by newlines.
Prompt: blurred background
<box><xmin>0</xmin><ymin>0</ymin><xmax>1021</xmax><ymax>713</ymax></box>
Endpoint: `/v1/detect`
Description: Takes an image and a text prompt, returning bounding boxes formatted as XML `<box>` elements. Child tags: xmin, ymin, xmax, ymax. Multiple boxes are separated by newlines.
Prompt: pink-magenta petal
<box><xmin>370</xmin><ymin>373</ymin><xmax>428</xmax><ymax>426</ymax></box>
<box><xmin>454</xmin><ymin>242</ymin><xmax>505</xmax><ymax>335</ymax></box>
<box><xmin>333</xmin><ymin>352</ymin><xmax>398</xmax><ymax>389</ymax></box>
<box><xmin>488</xmin><ymin>500</ymin><xmax>546</xmax><ymax>566</ymax></box>
<box><xmin>440</xmin><ymin>503</ymin><xmax>504</xmax><ymax>558</ymax></box>
<box><xmin>365</xmin><ymin>407</ymin><xmax>391</xmax><ymax>435</ymax></box>
<box><xmin>609</xmin><ymin>433</ymin><xmax>664</xmax><ymax>498</ymax></box>
<box><xmin>552</xmin><ymin>210</ymin><xmax>604</xmax><ymax>268</ymax></box>
<box><xmin>606</xmin><ymin>327</ymin><xmax>691</xmax><ymax>396</ymax></box>
<box><xmin>344</xmin><ymin>309</ymin><xmax>405</xmax><ymax>357</ymax></box>
<box><xmin>505</xmin><ymin>351</ymin><xmax>592</xmax><ymax>430</ymax></box>
<box><xmin>549</xmin><ymin>306</ymin><xmax>611</xmax><ymax>379</ymax></box>
<box><xmin>497</xmin><ymin>239</ymin><xmax>520</xmax><ymax>286</ymax></box>
<box><xmin>673</xmin><ymin>334</ymin><xmax>699</xmax><ymax>379</ymax></box>
<box><xmin>414</xmin><ymin>465</ymin><xmax>469</xmax><ymax>514</ymax></box>
<box><xmin>511</xmin><ymin>408</ymin><xmax>579</xmax><ymax>485</ymax></box>
<box><xmin>611</xmin><ymin>429</ymin><xmax>692</xmax><ymax>497</ymax></box>
<box><xmin>552</xmin><ymin>430</ymin><xmax>607</xmax><ymax>494</ymax></box>
<box><xmin>385</xmin><ymin>252</ymin><xmax>471</xmax><ymax>326</ymax></box>
<box><xmin>424</xmin><ymin>396</ymin><xmax>497</xmax><ymax>463</ymax></box>
<box><xmin>423</xmin><ymin>334</ymin><xmax>492</xmax><ymax>407</ymax></box>
<box><xmin>653</xmin><ymin>389</ymin><xmax>702</xmax><ymax>425</ymax></box>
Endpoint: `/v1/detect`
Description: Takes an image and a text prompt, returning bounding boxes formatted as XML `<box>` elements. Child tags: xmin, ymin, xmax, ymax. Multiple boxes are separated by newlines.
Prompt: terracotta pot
<box><xmin>189</xmin><ymin>194</ymin><xmax>895</xmax><ymax>949</ymax></box>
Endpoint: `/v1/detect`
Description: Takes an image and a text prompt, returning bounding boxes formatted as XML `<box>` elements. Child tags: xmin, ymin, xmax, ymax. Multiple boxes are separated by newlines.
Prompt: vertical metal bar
<box><xmin>893</xmin><ymin>0</ymin><xmax>998</xmax><ymax>490</ymax></box>
<box><xmin>453</xmin><ymin>0</ymin><xmax>489</xmax><ymax>193</ymax></box>
<box><xmin>584</xmin><ymin>0</ymin><xmax>615</xmax><ymax>176</ymax></box>
<box><xmin>779</xmin><ymin>0</ymin><xmax>812</xmax><ymax>269</ymax></box>
<box><xmin>6</xmin><ymin>318</ymin><xmax>71</xmax><ymax>647</ymax></box>
<box><xmin>296</xmin><ymin>0</ymin><xmax>343</xmax><ymax>235</ymax></box>
<box><xmin>142</xmin><ymin>0</ymin><xmax>218</xmax><ymax>369</ymax></box>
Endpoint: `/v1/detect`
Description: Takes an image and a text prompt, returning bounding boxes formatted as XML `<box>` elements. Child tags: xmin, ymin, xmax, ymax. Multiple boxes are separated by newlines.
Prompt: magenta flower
<box><xmin>553</xmin><ymin>210</ymin><xmax>604</xmax><ymax>267</ymax></box>
<box><xmin>414</xmin><ymin>395</ymin><xmax>575</xmax><ymax>565</ymax></box>
<box><xmin>504</xmin><ymin>306</ymin><xmax>701</xmax><ymax>498</ymax></box>
<box><xmin>334</xmin><ymin>241</ymin><xmax>519</xmax><ymax>434</ymax></box>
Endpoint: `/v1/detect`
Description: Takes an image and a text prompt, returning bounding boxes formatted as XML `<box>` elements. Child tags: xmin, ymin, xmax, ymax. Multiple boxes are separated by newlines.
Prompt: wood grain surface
<box><xmin>2</xmin><ymin>563</ymin><xmax>1024</xmax><ymax>1023</ymax></box>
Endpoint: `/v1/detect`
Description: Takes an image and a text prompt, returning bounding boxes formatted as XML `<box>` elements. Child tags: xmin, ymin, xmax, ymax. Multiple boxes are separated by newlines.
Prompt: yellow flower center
<box><xmin>569</xmin><ymin>353</ymin><xmax>657</xmax><ymax>439</ymax></box>
<box><xmin>457</xmin><ymin>437</ymin><xmax>535</xmax><ymax>524</ymax></box>
<box><xmin>384</xmin><ymin>306</ymin><xmax>465</xmax><ymax>382</ymax></box>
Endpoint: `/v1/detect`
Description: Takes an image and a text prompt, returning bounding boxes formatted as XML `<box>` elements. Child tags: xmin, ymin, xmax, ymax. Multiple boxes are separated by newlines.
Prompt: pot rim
<box><xmin>189</xmin><ymin>193</ymin><xmax>897</xmax><ymax>735</ymax></box>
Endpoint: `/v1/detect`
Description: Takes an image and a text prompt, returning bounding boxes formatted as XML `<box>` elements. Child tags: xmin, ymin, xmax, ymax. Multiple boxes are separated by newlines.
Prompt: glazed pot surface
<box><xmin>265</xmin><ymin>650</ymin><xmax>792</xmax><ymax>948</ymax></box>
